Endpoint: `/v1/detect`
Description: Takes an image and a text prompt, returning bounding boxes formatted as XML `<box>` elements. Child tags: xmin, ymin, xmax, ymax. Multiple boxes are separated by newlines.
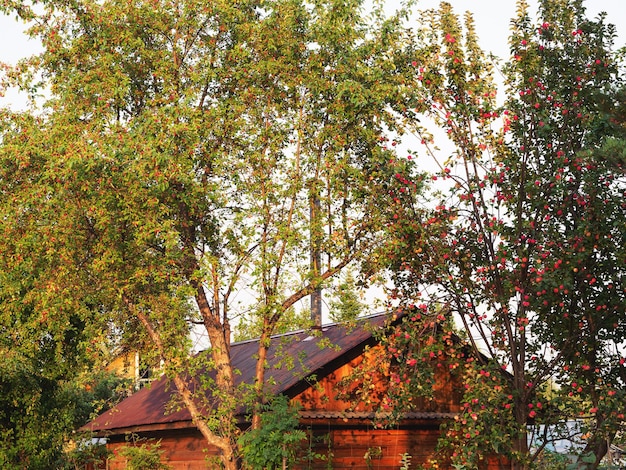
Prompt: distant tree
<box><xmin>0</xmin><ymin>247</ymin><xmax>131</xmax><ymax>469</ymax></box>
<box><xmin>329</xmin><ymin>270</ymin><xmax>366</xmax><ymax>323</ymax></box>
<box><xmin>0</xmin><ymin>349</ymin><xmax>130</xmax><ymax>469</ymax></box>
<box><xmin>0</xmin><ymin>0</ymin><xmax>420</xmax><ymax>467</ymax></box>
<box><xmin>233</xmin><ymin>307</ymin><xmax>311</xmax><ymax>342</ymax></box>
<box><xmin>378</xmin><ymin>1</ymin><xmax>626</xmax><ymax>469</ymax></box>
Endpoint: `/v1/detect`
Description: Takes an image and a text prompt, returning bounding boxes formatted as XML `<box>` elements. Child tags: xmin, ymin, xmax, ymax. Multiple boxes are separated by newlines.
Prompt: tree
<box><xmin>379</xmin><ymin>1</ymin><xmax>626</xmax><ymax>469</ymax></box>
<box><xmin>328</xmin><ymin>270</ymin><xmax>366</xmax><ymax>323</ymax></box>
<box><xmin>0</xmin><ymin>0</ymin><xmax>418</xmax><ymax>467</ymax></box>
<box><xmin>0</xmin><ymin>348</ymin><xmax>130</xmax><ymax>469</ymax></box>
<box><xmin>237</xmin><ymin>395</ymin><xmax>306</xmax><ymax>470</ymax></box>
<box><xmin>233</xmin><ymin>306</ymin><xmax>311</xmax><ymax>342</ymax></box>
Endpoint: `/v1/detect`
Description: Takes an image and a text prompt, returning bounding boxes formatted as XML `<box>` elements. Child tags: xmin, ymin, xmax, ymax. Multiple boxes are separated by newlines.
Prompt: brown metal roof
<box><xmin>83</xmin><ymin>312</ymin><xmax>395</xmax><ymax>434</ymax></box>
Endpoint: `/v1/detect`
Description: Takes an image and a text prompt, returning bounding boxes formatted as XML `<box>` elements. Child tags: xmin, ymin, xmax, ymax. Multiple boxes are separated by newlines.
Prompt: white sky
<box><xmin>1</xmin><ymin>1</ymin><xmax>625</xmax><ymax>107</ymax></box>
<box><xmin>412</xmin><ymin>0</ymin><xmax>626</xmax><ymax>59</ymax></box>
<box><xmin>1</xmin><ymin>1</ymin><xmax>625</xmax><ymax>63</ymax></box>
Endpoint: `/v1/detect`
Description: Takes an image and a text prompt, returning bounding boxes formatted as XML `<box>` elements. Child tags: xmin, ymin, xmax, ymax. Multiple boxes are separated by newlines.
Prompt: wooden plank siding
<box><xmin>292</xmin><ymin>344</ymin><xmax>464</xmax><ymax>416</ymax></box>
<box><xmin>298</xmin><ymin>427</ymin><xmax>441</xmax><ymax>469</ymax></box>
<box><xmin>103</xmin><ymin>425</ymin><xmax>508</xmax><ymax>469</ymax></box>
<box><xmin>106</xmin><ymin>427</ymin><xmax>439</xmax><ymax>470</ymax></box>
<box><xmin>299</xmin><ymin>427</ymin><xmax>509</xmax><ymax>469</ymax></box>
<box><xmin>106</xmin><ymin>430</ymin><xmax>219</xmax><ymax>470</ymax></box>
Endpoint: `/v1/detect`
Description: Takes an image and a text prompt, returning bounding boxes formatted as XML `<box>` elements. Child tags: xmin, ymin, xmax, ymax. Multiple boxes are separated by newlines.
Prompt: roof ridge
<box><xmin>229</xmin><ymin>310</ymin><xmax>393</xmax><ymax>347</ymax></box>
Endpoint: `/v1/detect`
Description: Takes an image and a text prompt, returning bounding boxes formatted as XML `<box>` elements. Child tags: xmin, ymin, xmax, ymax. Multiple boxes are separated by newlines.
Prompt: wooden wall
<box><xmin>103</xmin><ymin>427</ymin><xmax>442</xmax><ymax>469</ymax></box>
<box><xmin>298</xmin><ymin>425</ymin><xmax>510</xmax><ymax>469</ymax></box>
<box><xmin>293</xmin><ymin>344</ymin><xmax>463</xmax><ymax>414</ymax></box>
<box><xmin>105</xmin><ymin>429</ymin><xmax>219</xmax><ymax>470</ymax></box>
<box><xmin>298</xmin><ymin>426</ymin><xmax>441</xmax><ymax>469</ymax></box>
<box><xmin>103</xmin><ymin>425</ymin><xmax>508</xmax><ymax>469</ymax></box>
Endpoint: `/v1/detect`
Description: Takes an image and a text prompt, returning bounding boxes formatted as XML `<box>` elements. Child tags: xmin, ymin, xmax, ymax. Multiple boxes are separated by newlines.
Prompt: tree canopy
<box><xmin>0</xmin><ymin>0</ymin><xmax>419</xmax><ymax>466</ymax></box>
<box><xmin>0</xmin><ymin>0</ymin><xmax>624</xmax><ymax>468</ymax></box>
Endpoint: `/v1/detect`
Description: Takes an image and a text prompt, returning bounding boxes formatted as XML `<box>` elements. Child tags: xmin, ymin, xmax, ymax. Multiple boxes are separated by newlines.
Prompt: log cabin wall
<box><xmin>100</xmin><ymin>424</ymin><xmax>508</xmax><ymax>469</ymax></box>
<box><xmin>105</xmin><ymin>429</ymin><xmax>218</xmax><ymax>470</ymax></box>
<box><xmin>295</xmin><ymin>424</ymin><xmax>442</xmax><ymax>469</ymax></box>
<box><xmin>292</xmin><ymin>344</ymin><xmax>463</xmax><ymax>415</ymax></box>
<box><xmin>295</xmin><ymin>425</ymin><xmax>509</xmax><ymax>469</ymax></box>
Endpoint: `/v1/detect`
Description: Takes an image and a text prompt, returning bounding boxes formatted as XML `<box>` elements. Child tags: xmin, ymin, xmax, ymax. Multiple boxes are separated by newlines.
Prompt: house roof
<box><xmin>83</xmin><ymin>312</ymin><xmax>396</xmax><ymax>435</ymax></box>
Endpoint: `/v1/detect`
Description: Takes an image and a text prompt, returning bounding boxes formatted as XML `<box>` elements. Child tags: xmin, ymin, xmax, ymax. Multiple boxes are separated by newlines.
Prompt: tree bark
<box><xmin>511</xmin><ymin>381</ymin><xmax>530</xmax><ymax>470</ymax></box>
<box><xmin>251</xmin><ymin>327</ymin><xmax>270</xmax><ymax>430</ymax></box>
<box><xmin>126</xmin><ymin>294</ymin><xmax>239</xmax><ymax>469</ymax></box>
<box><xmin>172</xmin><ymin>375</ymin><xmax>238</xmax><ymax>470</ymax></box>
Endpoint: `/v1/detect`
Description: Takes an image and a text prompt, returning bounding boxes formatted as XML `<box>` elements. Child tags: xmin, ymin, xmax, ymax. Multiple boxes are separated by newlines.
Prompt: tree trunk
<box><xmin>251</xmin><ymin>328</ymin><xmax>270</xmax><ymax>430</ymax></box>
<box><xmin>193</xmin><ymin>287</ymin><xmax>240</xmax><ymax>468</ymax></box>
<box><xmin>310</xmin><ymin>190</ymin><xmax>322</xmax><ymax>328</ymax></box>
<box><xmin>577</xmin><ymin>429</ymin><xmax>613</xmax><ymax>469</ymax></box>
<box><xmin>172</xmin><ymin>374</ymin><xmax>238</xmax><ymax>469</ymax></box>
<box><xmin>510</xmin><ymin>429</ymin><xmax>529</xmax><ymax>470</ymax></box>
<box><xmin>511</xmin><ymin>393</ymin><xmax>530</xmax><ymax>470</ymax></box>
<box><xmin>128</xmin><ymin>294</ymin><xmax>240</xmax><ymax>469</ymax></box>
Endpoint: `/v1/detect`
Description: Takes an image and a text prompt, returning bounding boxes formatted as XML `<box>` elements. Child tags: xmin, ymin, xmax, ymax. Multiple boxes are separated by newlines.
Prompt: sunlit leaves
<box><xmin>0</xmin><ymin>0</ymin><xmax>417</xmax><ymax>466</ymax></box>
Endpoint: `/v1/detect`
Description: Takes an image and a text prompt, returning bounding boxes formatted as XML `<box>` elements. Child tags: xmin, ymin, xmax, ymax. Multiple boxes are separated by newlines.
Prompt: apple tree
<box><xmin>379</xmin><ymin>1</ymin><xmax>626</xmax><ymax>469</ymax></box>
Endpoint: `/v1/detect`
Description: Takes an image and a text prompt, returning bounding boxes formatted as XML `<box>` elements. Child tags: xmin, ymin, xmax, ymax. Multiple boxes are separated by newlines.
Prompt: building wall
<box><xmin>105</xmin><ymin>352</ymin><xmax>139</xmax><ymax>382</ymax></box>
<box><xmin>293</xmin><ymin>344</ymin><xmax>463</xmax><ymax>414</ymax></box>
<box><xmin>103</xmin><ymin>425</ymin><xmax>508</xmax><ymax>469</ymax></box>
<box><xmin>300</xmin><ymin>425</ymin><xmax>441</xmax><ymax>469</ymax></box>
<box><xmin>105</xmin><ymin>430</ymin><xmax>219</xmax><ymax>470</ymax></box>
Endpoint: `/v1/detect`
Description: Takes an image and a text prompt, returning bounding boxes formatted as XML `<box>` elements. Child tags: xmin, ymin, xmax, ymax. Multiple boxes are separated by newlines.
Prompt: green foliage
<box><xmin>0</xmin><ymin>358</ymin><xmax>130</xmax><ymax>470</ymax></box>
<box><xmin>364</xmin><ymin>446</ymin><xmax>383</xmax><ymax>469</ymax></box>
<box><xmin>299</xmin><ymin>429</ymin><xmax>333</xmax><ymax>470</ymax></box>
<box><xmin>118</xmin><ymin>437</ymin><xmax>171</xmax><ymax>470</ymax></box>
<box><xmin>534</xmin><ymin>449</ymin><xmax>569</xmax><ymax>470</ymax></box>
<box><xmin>400</xmin><ymin>452</ymin><xmax>412</xmax><ymax>470</ymax></box>
<box><xmin>0</xmin><ymin>0</ymin><xmax>419</xmax><ymax>467</ymax></box>
<box><xmin>329</xmin><ymin>270</ymin><xmax>365</xmax><ymax>323</ymax></box>
<box><xmin>238</xmin><ymin>395</ymin><xmax>306</xmax><ymax>470</ymax></box>
<box><xmin>64</xmin><ymin>440</ymin><xmax>110</xmax><ymax>470</ymax></box>
<box><xmin>234</xmin><ymin>307</ymin><xmax>312</xmax><ymax>342</ymax></box>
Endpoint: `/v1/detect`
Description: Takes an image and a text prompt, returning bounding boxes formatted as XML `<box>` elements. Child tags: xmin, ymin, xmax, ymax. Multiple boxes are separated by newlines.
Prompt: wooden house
<box><xmin>82</xmin><ymin>312</ymin><xmax>508</xmax><ymax>469</ymax></box>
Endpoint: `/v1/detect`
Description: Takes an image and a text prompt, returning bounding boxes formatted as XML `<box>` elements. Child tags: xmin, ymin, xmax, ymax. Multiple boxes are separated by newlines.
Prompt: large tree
<box><xmin>379</xmin><ymin>1</ymin><xmax>626</xmax><ymax>469</ymax></box>
<box><xmin>0</xmin><ymin>0</ymin><xmax>418</xmax><ymax>467</ymax></box>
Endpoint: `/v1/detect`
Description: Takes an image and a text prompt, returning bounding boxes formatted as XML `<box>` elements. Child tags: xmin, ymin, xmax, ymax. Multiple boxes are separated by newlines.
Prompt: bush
<box><xmin>117</xmin><ymin>437</ymin><xmax>171</xmax><ymax>470</ymax></box>
<box><xmin>239</xmin><ymin>395</ymin><xmax>306</xmax><ymax>470</ymax></box>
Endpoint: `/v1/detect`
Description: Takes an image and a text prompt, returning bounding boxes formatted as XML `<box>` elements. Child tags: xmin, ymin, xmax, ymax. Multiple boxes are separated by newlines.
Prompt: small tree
<box><xmin>118</xmin><ymin>437</ymin><xmax>171</xmax><ymax>470</ymax></box>
<box><xmin>329</xmin><ymin>270</ymin><xmax>365</xmax><ymax>323</ymax></box>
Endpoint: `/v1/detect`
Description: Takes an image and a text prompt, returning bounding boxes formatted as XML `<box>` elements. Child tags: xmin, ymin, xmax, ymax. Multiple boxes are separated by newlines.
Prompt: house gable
<box><xmin>293</xmin><ymin>342</ymin><xmax>463</xmax><ymax>417</ymax></box>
